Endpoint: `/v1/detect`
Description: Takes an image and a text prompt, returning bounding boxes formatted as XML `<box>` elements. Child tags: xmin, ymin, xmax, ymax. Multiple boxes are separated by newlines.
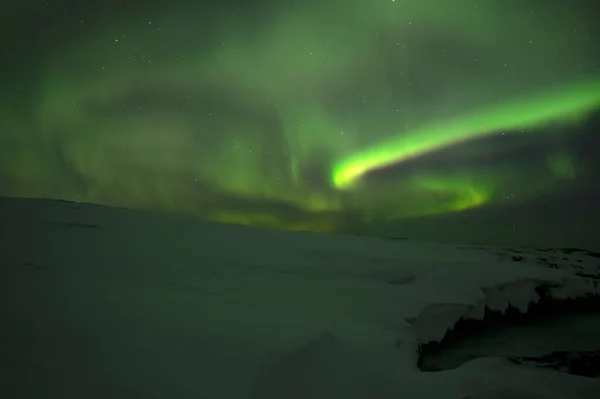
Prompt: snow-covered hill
<box><xmin>1</xmin><ymin>197</ymin><xmax>599</xmax><ymax>398</ymax></box>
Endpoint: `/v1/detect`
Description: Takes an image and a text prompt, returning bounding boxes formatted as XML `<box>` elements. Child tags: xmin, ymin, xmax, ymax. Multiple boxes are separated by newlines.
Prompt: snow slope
<box><xmin>0</xmin><ymin>197</ymin><xmax>599</xmax><ymax>398</ymax></box>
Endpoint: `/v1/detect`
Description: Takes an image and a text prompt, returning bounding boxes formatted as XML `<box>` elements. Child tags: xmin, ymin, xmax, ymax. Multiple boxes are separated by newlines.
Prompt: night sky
<box><xmin>1</xmin><ymin>1</ymin><xmax>599</xmax><ymax>248</ymax></box>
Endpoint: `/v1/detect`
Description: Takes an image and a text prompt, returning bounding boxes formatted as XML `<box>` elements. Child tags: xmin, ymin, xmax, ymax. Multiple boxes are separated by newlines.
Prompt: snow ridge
<box><xmin>410</xmin><ymin>246</ymin><xmax>600</xmax><ymax>349</ymax></box>
<box><xmin>414</xmin><ymin>257</ymin><xmax>600</xmax><ymax>377</ymax></box>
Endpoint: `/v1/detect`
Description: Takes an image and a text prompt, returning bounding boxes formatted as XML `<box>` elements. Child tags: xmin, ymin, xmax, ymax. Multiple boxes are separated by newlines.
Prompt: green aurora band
<box><xmin>332</xmin><ymin>78</ymin><xmax>600</xmax><ymax>189</ymax></box>
<box><xmin>1</xmin><ymin>0</ymin><xmax>599</xmax><ymax>232</ymax></box>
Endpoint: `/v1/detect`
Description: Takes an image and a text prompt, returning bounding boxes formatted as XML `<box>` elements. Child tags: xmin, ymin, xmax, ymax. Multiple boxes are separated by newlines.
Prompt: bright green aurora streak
<box><xmin>332</xmin><ymin>79</ymin><xmax>600</xmax><ymax>189</ymax></box>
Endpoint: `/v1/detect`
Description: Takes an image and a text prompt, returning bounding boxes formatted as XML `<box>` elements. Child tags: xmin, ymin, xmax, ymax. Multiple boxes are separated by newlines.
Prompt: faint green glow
<box><xmin>412</xmin><ymin>175</ymin><xmax>492</xmax><ymax>212</ymax></box>
<box><xmin>357</xmin><ymin>172</ymin><xmax>496</xmax><ymax>220</ymax></box>
<box><xmin>547</xmin><ymin>154</ymin><xmax>577</xmax><ymax>179</ymax></box>
<box><xmin>207</xmin><ymin>210</ymin><xmax>338</xmax><ymax>232</ymax></box>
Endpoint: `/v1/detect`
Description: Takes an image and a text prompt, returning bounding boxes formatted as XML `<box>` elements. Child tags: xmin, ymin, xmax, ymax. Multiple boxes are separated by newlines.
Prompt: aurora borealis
<box><xmin>1</xmin><ymin>0</ymin><xmax>600</xmax><ymax>245</ymax></box>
